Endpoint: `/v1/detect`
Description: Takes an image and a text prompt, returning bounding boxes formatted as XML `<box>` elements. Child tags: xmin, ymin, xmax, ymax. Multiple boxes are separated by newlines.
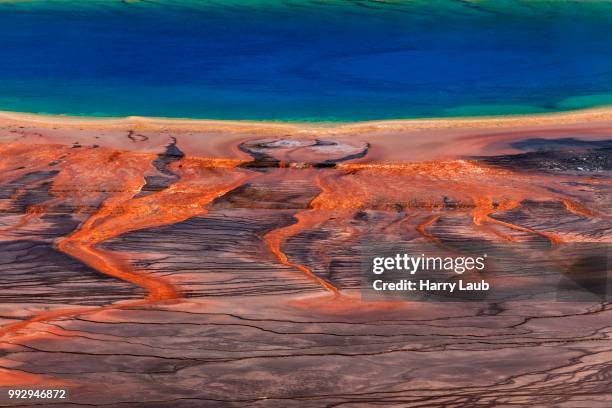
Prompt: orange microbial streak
<box><xmin>341</xmin><ymin>161</ymin><xmax>573</xmax><ymax>245</ymax></box>
<box><xmin>58</xmin><ymin>156</ymin><xmax>249</xmax><ymax>301</ymax></box>
<box><xmin>221</xmin><ymin>157</ymin><xmax>587</xmax><ymax>278</ymax></box>
<box><xmin>562</xmin><ymin>198</ymin><xmax>596</xmax><ymax>218</ymax></box>
<box><xmin>416</xmin><ymin>215</ymin><xmax>442</xmax><ymax>243</ymax></box>
<box><xmin>0</xmin><ymin>368</ymin><xmax>67</xmax><ymax>387</ymax></box>
<box><xmin>263</xmin><ymin>159</ymin><xmax>581</xmax><ymax>294</ymax></box>
<box><xmin>265</xmin><ymin>209</ymin><xmax>340</xmax><ymax>294</ymax></box>
<box><xmin>472</xmin><ymin>197</ymin><xmax>563</xmax><ymax>246</ymax></box>
<box><xmin>0</xmin><ymin>142</ymin><xmax>600</xmax><ymax>339</ymax></box>
<box><xmin>0</xmin><ymin>148</ymin><xmax>250</xmax><ymax>340</ymax></box>
<box><xmin>0</xmin><ymin>144</ymin><xmax>68</xmax><ymax>229</ymax></box>
<box><xmin>264</xmin><ymin>171</ymin><xmax>341</xmax><ymax>293</ymax></box>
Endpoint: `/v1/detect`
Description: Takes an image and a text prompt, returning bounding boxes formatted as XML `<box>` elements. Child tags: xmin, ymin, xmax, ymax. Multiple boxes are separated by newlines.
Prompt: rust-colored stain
<box><xmin>0</xmin><ymin>118</ymin><xmax>609</xmax><ymax>396</ymax></box>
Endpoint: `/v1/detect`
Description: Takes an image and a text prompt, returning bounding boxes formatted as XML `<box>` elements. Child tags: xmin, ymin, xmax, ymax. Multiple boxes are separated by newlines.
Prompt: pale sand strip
<box><xmin>2</xmin><ymin>106</ymin><xmax>612</xmax><ymax>132</ymax></box>
<box><xmin>1</xmin><ymin>108</ymin><xmax>611</xmax><ymax>162</ymax></box>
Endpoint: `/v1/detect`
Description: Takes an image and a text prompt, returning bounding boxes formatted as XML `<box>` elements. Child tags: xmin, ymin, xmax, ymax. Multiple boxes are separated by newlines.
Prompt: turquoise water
<box><xmin>1</xmin><ymin>0</ymin><xmax>612</xmax><ymax>122</ymax></box>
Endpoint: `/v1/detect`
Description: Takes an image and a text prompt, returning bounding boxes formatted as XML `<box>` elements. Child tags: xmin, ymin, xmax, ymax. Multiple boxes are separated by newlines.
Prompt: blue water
<box><xmin>1</xmin><ymin>0</ymin><xmax>612</xmax><ymax>122</ymax></box>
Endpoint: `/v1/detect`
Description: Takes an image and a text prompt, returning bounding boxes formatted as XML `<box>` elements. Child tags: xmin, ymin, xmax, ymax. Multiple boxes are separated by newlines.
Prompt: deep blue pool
<box><xmin>1</xmin><ymin>0</ymin><xmax>612</xmax><ymax>121</ymax></box>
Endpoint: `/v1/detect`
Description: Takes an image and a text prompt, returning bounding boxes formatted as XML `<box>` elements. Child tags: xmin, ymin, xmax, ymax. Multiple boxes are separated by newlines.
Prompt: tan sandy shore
<box><xmin>1</xmin><ymin>108</ymin><xmax>612</xmax><ymax>161</ymax></box>
<box><xmin>3</xmin><ymin>106</ymin><xmax>612</xmax><ymax>130</ymax></box>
